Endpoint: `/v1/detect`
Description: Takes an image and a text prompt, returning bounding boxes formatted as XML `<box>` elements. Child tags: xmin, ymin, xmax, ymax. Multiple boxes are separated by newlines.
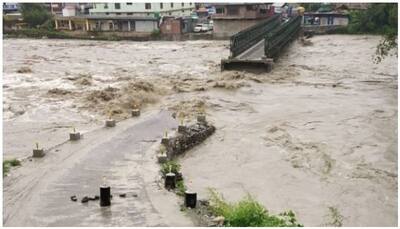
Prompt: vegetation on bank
<box><xmin>325</xmin><ymin>206</ymin><xmax>344</xmax><ymax>227</ymax></box>
<box><xmin>208</xmin><ymin>189</ymin><xmax>303</xmax><ymax>227</ymax></box>
<box><xmin>303</xmin><ymin>3</ymin><xmax>397</xmax><ymax>63</ymax></box>
<box><xmin>3</xmin><ymin>159</ymin><xmax>21</xmax><ymax>176</ymax></box>
<box><xmin>160</xmin><ymin>160</ymin><xmax>187</xmax><ymax>196</ymax></box>
<box><xmin>5</xmin><ymin>28</ymin><xmax>72</xmax><ymax>39</ymax></box>
<box><xmin>20</xmin><ymin>3</ymin><xmax>52</xmax><ymax>28</ymax></box>
<box><xmin>160</xmin><ymin>160</ymin><xmax>181</xmax><ymax>176</ymax></box>
<box><xmin>347</xmin><ymin>3</ymin><xmax>398</xmax><ymax>63</ymax></box>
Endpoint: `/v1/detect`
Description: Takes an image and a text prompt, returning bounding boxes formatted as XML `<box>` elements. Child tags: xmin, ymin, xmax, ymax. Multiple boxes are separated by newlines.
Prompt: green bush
<box><xmin>176</xmin><ymin>180</ymin><xmax>187</xmax><ymax>196</ymax></box>
<box><xmin>160</xmin><ymin>160</ymin><xmax>181</xmax><ymax>176</ymax></box>
<box><xmin>3</xmin><ymin>159</ymin><xmax>21</xmax><ymax>176</ymax></box>
<box><xmin>151</xmin><ymin>29</ymin><xmax>161</xmax><ymax>38</ymax></box>
<box><xmin>20</xmin><ymin>3</ymin><xmax>51</xmax><ymax>28</ymax></box>
<box><xmin>3</xmin><ymin>163</ymin><xmax>10</xmax><ymax>175</ymax></box>
<box><xmin>208</xmin><ymin>189</ymin><xmax>303</xmax><ymax>227</ymax></box>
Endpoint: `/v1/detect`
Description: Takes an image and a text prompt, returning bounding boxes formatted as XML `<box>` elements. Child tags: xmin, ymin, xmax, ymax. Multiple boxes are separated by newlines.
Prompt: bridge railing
<box><xmin>229</xmin><ymin>14</ymin><xmax>280</xmax><ymax>58</ymax></box>
<box><xmin>264</xmin><ymin>15</ymin><xmax>302</xmax><ymax>59</ymax></box>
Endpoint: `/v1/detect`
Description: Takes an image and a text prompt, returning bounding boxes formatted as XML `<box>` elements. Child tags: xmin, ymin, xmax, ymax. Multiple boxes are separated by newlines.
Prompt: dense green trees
<box><xmin>302</xmin><ymin>3</ymin><xmax>322</xmax><ymax>12</ymax></box>
<box><xmin>348</xmin><ymin>3</ymin><xmax>397</xmax><ymax>62</ymax></box>
<box><xmin>20</xmin><ymin>3</ymin><xmax>51</xmax><ymax>28</ymax></box>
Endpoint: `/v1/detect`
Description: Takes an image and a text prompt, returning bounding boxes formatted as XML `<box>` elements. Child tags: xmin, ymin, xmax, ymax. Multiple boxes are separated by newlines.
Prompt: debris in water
<box><xmin>81</xmin><ymin>196</ymin><xmax>89</xmax><ymax>203</ymax></box>
<box><xmin>70</xmin><ymin>195</ymin><xmax>77</xmax><ymax>202</ymax></box>
<box><xmin>16</xmin><ymin>66</ymin><xmax>32</xmax><ymax>73</ymax></box>
<box><xmin>48</xmin><ymin>88</ymin><xmax>71</xmax><ymax>95</ymax></box>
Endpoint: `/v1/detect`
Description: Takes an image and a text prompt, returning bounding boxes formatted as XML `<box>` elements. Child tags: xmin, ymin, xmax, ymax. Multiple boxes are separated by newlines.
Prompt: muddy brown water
<box><xmin>3</xmin><ymin>35</ymin><xmax>398</xmax><ymax>226</ymax></box>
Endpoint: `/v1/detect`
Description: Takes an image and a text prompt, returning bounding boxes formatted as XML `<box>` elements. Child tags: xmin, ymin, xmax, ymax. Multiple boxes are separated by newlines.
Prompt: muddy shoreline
<box><xmin>3</xmin><ymin>35</ymin><xmax>398</xmax><ymax>226</ymax></box>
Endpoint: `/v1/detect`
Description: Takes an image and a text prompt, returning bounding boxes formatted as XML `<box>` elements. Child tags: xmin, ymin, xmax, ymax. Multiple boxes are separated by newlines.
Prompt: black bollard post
<box><xmin>100</xmin><ymin>185</ymin><xmax>111</xmax><ymax>207</ymax></box>
<box><xmin>184</xmin><ymin>191</ymin><xmax>197</xmax><ymax>208</ymax></box>
<box><xmin>131</xmin><ymin>108</ymin><xmax>140</xmax><ymax>117</ymax></box>
<box><xmin>165</xmin><ymin>172</ymin><xmax>176</xmax><ymax>190</ymax></box>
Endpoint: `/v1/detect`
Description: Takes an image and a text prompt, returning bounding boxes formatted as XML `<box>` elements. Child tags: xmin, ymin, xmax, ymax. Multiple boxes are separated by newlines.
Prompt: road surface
<box><xmin>3</xmin><ymin>110</ymin><xmax>192</xmax><ymax>226</ymax></box>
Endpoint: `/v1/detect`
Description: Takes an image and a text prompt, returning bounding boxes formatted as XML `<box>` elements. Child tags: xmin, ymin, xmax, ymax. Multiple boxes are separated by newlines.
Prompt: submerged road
<box><xmin>3</xmin><ymin>110</ymin><xmax>191</xmax><ymax>226</ymax></box>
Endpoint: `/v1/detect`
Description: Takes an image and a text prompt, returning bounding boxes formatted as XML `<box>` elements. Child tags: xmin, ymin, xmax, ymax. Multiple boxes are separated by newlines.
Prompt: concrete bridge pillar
<box><xmin>85</xmin><ymin>19</ymin><xmax>89</xmax><ymax>31</ymax></box>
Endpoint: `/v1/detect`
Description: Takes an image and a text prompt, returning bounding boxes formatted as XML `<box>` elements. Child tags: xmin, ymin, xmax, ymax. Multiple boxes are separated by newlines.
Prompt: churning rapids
<box><xmin>3</xmin><ymin>35</ymin><xmax>397</xmax><ymax>226</ymax></box>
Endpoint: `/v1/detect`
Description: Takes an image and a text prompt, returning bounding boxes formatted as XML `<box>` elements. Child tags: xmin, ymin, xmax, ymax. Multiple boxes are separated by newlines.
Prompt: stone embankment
<box><xmin>161</xmin><ymin>117</ymin><xmax>216</xmax><ymax>160</ymax></box>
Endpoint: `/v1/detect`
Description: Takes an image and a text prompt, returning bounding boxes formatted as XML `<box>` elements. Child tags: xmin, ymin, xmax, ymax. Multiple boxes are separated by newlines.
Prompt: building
<box><xmin>54</xmin><ymin>15</ymin><xmax>158</xmax><ymax>33</ymax></box>
<box><xmin>211</xmin><ymin>3</ymin><xmax>274</xmax><ymax>38</ymax></box>
<box><xmin>302</xmin><ymin>12</ymin><xmax>349</xmax><ymax>34</ymax></box>
<box><xmin>44</xmin><ymin>3</ymin><xmax>92</xmax><ymax>15</ymax></box>
<box><xmin>303</xmin><ymin>12</ymin><xmax>349</xmax><ymax>26</ymax></box>
<box><xmin>160</xmin><ymin>16</ymin><xmax>196</xmax><ymax>35</ymax></box>
<box><xmin>62</xmin><ymin>3</ymin><xmax>77</xmax><ymax>17</ymax></box>
<box><xmin>54</xmin><ymin>3</ymin><xmax>160</xmax><ymax>36</ymax></box>
<box><xmin>3</xmin><ymin>13</ymin><xmax>25</xmax><ymax>31</ymax></box>
<box><xmin>89</xmin><ymin>2</ymin><xmax>195</xmax><ymax>17</ymax></box>
<box><xmin>3</xmin><ymin>3</ymin><xmax>19</xmax><ymax>14</ymax></box>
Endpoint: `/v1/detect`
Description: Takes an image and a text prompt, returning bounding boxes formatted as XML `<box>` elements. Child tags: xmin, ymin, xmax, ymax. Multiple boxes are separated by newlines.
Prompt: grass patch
<box><xmin>326</xmin><ymin>206</ymin><xmax>344</xmax><ymax>227</ymax></box>
<box><xmin>208</xmin><ymin>189</ymin><xmax>303</xmax><ymax>227</ymax></box>
<box><xmin>176</xmin><ymin>180</ymin><xmax>187</xmax><ymax>196</ymax></box>
<box><xmin>160</xmin><ymin>160</ymin><xmax>181</xmax><ymax>176</ymax></box>
<box><xmin>160</xmin><ymin>160</ymin><xmax>188</xmax><ymax>197</ymax></box>
<box><xmin>3</xmin><ymin>159</ymin><xmax>21</xmax><ymax>176</ymax></box>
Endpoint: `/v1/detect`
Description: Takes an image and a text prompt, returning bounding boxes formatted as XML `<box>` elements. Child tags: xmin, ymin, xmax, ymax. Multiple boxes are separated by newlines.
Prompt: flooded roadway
<box><xmin>3</xmin><ymin>35</ymin><xmax>398</xmax><ymax>226</ymax></box>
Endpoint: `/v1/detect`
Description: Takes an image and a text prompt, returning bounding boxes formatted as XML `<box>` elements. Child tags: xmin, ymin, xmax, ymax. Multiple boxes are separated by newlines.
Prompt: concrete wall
<box><xmin>213</xmin><ymin>4</ymin><xmax>271</xmax><ymax>19</ymax></box>
<box><xmin>334</xmin><ymin>17</ymin><xmax>349</xmax><ymax>26</ymax></box>
<box><xmin>160</xmin><ymin>19</ymin><xmax>182</xmax><ymax>34</ymax></box>
<box><xmin>135</xmin><ymin>21</ymin><xmax>157</xmax><ymax>32</ymax></box>
<box><xmin>213</xmin><ymin>19</ymin><xmax>260</xmax><ymax>38</ymax></box>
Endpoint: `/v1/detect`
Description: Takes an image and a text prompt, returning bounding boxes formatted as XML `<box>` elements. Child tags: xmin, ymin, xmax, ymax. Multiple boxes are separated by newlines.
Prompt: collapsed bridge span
<box><xmin>221</xmin><ymin>15</ymin><xmax>302</xmax><ymax>71</ymax></box>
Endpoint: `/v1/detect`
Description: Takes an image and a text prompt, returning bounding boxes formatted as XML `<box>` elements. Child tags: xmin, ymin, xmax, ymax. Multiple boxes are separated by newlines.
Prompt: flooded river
<box><xmin>3</xmin><ymin>35</ymin><xmax>398</xmax><ymax>226</ymax></box>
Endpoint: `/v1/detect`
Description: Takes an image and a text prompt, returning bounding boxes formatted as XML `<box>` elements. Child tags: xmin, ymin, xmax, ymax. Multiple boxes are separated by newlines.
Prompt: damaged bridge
<box><xmin>221</xmin><ymin>15</ymin><xmax>302</xmax><ymax>71</ymax></box>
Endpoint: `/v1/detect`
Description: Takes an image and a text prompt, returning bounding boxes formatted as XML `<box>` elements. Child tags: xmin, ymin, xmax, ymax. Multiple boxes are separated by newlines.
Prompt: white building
<box><xmin>89</xmin><ymin>2</ymin><xmax>195</xmax><ymax>17</ymax></box>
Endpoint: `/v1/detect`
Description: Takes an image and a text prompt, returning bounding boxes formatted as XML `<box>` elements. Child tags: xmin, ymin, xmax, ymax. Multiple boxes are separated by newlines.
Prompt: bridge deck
<box><xmin>221</xmin><ymin>38</ymin><xmax>273</xmax><ymax>71</ymax></box>
<box><xmin>236</xmin><ymin>38</ymin><xmax>266</xmax><ymax>60</ymax></box>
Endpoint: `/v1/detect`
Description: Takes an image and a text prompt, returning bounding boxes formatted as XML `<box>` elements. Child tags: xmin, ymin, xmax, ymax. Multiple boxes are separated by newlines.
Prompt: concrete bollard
<box><xmin>32</xmin><ymin>142</ymin><xmax>45</xmax><ymax>158</ymax></box>
<box><xmin>69</xmin><ymin>128</ymin><xmax>81</xmax><ymax>141</ymax></box>
<box><xmin>161</xmin><ymin>130</ymin><xmax>169</xmax><ymax>145</ymax></box>
<box><xmin>165</xmin><ymin>172</ymin><xmax>176</xmax><ymax>190</ymax></box>
<box><xmin>131</xmin><ymin>108</ymin><xmax>140</xmax><ymax>117</ymax></box>
<box><xmin>105</xmin><ymin>119</ymin><xmax>116</xmax><ymax>127</ymax></box>
<box><xmin>100</xmin><ymin>185</ymin><xmax>111</xmax><ymax>207</ymax></box>
<box><xmin>197</xmin><ymin>114</ymin><xmax>206</xmax><ymax>124</ymax></box>
<box><xmin>184</xmin><ymin>191</ymin><xmax>197</xmax><ymax>208</ymax></box>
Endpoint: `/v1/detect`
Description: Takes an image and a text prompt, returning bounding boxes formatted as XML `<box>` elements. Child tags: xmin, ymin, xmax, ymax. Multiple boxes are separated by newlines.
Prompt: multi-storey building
<box><xmin>3</xmin><ymin>3</ymin><xmax>19</xmax><ymax>14</ymax></box>
<box><xmin>211</xmin><ymin>3</ymin><xmax>274</xmax><ymax>38</ymax></box>
<box><xmin>89</xmin><ymin>2</ymin><xmax>195</xmax><ymax>17</ymax></box>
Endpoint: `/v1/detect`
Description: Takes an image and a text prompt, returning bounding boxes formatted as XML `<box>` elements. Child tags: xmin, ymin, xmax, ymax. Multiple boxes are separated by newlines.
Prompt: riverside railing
<box><xmin>229</xmin><ymin>14</ymin><xmax>280</xmax><ymax>58</ymax></box>
<box><xmin>264</xmin><ymin>15</ymin><xmax>301</xmax><ymax>59</ymax></box>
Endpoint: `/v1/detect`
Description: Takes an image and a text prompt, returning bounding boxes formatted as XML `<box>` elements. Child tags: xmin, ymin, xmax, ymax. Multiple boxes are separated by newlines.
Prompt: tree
<box><xmin>20</xmin><ymin>3</ymin><xmax>51</xmax><ymax>28</ymax></box>
<box><xmin>374</xmin><ymin>4</ymin><xmax>398</xmax><ymax>63</ymax></box>
<box><xmin>346</xmin><ymin>3</ymin><xmax>397</xmax><ymax>62</ymax></box>
<box><xmin>301</xmin><ymin>3</ymin><xmax>322</xmax><ymax>12</ymax></box>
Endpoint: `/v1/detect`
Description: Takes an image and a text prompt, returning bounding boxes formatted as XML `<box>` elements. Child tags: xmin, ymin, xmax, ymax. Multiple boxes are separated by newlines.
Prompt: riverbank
<box><xmin>3</xmin><ymin>35</ymin><xmax>397</xmax><ymax>226</ymax></box>
<box><xmin>4</xmin><ymin>29</ymin><xmax>216</xmax><ymax>42</ymax></box>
